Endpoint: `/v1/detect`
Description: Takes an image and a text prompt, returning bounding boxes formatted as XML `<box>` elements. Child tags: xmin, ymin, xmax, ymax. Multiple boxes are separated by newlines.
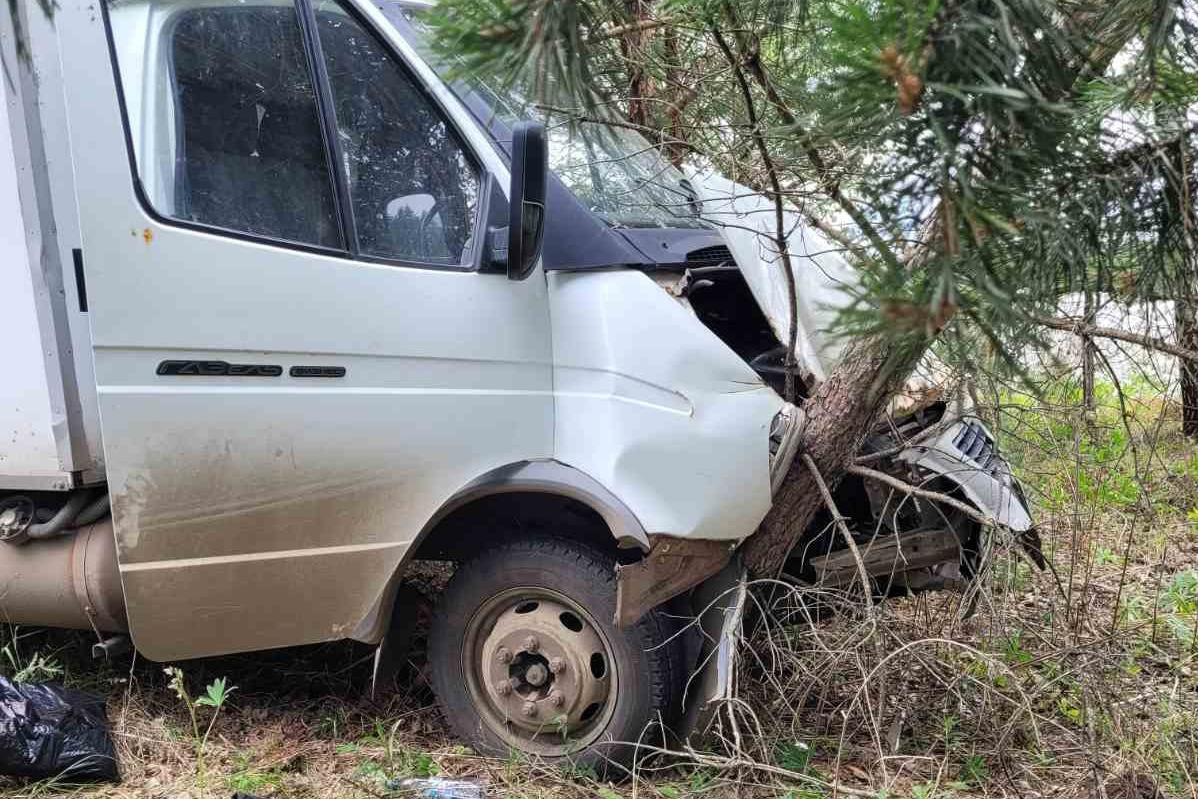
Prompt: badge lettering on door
<box><xmin>156</xmin><ymin>360</ymin><xmax>283</xmax><ymax>377</ymax></box>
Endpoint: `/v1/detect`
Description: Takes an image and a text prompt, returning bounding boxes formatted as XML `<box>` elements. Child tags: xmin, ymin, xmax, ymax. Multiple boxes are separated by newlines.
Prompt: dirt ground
<box><xmin>1</xmin><ymin>390</ymin><xmax>1195</xmax><ymax>799</ymax></box>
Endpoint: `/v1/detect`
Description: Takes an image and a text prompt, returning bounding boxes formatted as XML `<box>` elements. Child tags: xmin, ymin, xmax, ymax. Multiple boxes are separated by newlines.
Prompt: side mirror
<box><xmin>507</xmin><ymin>122</ymin><xmax>547</xmax><ymax>281</ymax></box>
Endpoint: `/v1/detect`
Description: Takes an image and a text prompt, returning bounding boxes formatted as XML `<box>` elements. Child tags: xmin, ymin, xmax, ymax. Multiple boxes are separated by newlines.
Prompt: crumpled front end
<box><xmin>658</xmin><ymin>172</ymin><xmax>1039</xmax><ymax>589</ymax></box>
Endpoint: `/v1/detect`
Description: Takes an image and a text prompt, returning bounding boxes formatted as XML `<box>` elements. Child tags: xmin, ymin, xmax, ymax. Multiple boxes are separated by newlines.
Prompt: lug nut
<box><xmin>523</xmin><ymin>636</ymin><xmax>539</xmax><ymax>652</ymax></box>
<box><xmin>496</xmin><ymin>646</ymin><xmax>513</xmax><ymax>664</ymax></box>
<box><xmin>496</xmin><ymin>681</ymin><xmax>512</xmax><ymax>696</ymax></box>
<box><xmin>549</xmin><ymin>657</ymin><xmax>565</xmax><ymax>674</ymax></box>
<box><xmin>550</xmin><ymin>691</ymin><xmax>565</xmax><ymax>707</ymax></box>
<box><xmin>521</xmin><ymin>701</ymin><xmax>537</xmax><ymax>717</ymax></box>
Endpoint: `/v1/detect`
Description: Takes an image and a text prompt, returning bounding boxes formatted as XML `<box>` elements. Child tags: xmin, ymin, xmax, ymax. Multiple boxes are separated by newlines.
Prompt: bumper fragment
<box><xmin>613</xmin><ymin>535</ymin><xmax>734</xmax><ymax>628</ymax></box>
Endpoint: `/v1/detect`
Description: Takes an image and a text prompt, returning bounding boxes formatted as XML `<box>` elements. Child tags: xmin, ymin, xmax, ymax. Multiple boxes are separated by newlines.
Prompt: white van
<box><xmin>0</xmin><ymin>0</ymin><xmax>1035</xmax><ymax>770</ymax></box>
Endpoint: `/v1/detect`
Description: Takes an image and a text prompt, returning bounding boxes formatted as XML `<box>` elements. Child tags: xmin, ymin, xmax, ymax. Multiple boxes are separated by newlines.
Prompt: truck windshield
<box><xmin>390</xmin><ymin>5</ymin><xmax>708</xmax><ymax>230</ymax></box>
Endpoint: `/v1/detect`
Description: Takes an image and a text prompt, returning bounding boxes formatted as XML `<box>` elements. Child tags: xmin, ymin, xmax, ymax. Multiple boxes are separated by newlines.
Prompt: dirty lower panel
<box><xmin>119</xmin><ymin>542</ymin><xmax>405</xmax><ymax>661</ymax></box>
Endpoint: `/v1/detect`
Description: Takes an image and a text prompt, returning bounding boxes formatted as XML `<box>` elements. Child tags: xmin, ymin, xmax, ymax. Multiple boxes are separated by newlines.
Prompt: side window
<box><xmin>315</xmin><ymin>2</ymin><xmax>480</xmax><ymax>265</ymax></box>
<box><xmin>107</xmin><ymin>0</ymin><xmax>341</xmax><ymax>247</ymax></box>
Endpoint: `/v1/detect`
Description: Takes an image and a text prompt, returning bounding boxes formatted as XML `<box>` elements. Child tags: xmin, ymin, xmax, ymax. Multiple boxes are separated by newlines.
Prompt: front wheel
<box><xmin>427</xmin><ymin>536</ymin><xmax>681</xmax><ymax>774</ymax></box>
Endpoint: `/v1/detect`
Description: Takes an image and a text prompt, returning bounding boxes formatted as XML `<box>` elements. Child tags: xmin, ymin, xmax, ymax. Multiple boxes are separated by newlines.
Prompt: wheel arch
<box><xmin>352</xmin><ymin>460</ymin><xmax>649</xmax><ymax>644</ymax></box>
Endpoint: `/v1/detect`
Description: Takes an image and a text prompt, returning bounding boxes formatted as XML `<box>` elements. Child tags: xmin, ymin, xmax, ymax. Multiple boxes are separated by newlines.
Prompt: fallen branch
<box><xmin>802</xmin><ymin>453</ymin><xmax>874</xmax><ymax>608</ymax></box>
<box><xmin>846</xmin><ymin>464</ymin><xmax>996</xmax><ymax>528</ymax></box>
<box><xmin>1036</xmin><ymin>315</ymin><xmax>1198</xmax><ymax>363</ymax></box>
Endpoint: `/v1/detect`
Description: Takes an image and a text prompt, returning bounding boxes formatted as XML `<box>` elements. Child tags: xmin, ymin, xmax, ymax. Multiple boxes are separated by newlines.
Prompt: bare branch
<box><xmin>1036</xmin><ymin>315</ymin><xmax>1198</xmax><ymax>364</ymax></box>
<box><xmin>846</xmin><ymin>464</ymin><xmax>996</xmax><ymax>528</ymax></box>
<box><xmin>710</xmin><ymin>24</ymin><xmax>802</xmax><ymax>401</ymax></box>
<box><xmin>802</xmin><ymin>454</ymin><xmax>875</xmax><ymax>608</ymax></box>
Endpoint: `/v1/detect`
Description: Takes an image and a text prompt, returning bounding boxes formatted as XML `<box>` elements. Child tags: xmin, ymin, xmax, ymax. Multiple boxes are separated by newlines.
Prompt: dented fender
<box><xmin>548</xmin><ymin>270</ymin><xmax>783</xmax><ymax>543</ymax></box>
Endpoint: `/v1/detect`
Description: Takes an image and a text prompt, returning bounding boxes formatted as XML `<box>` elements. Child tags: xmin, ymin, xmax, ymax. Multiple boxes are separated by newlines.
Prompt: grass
<box><xmin>0</xmin><ymin>377</ymin><xmax>1195</xmax><ymax>798</ymax></box>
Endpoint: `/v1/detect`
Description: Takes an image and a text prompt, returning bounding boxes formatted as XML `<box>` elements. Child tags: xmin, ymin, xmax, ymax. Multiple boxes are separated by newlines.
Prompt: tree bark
<box><xmin>1180</xmin><ymin>296</ymin><xmax>1198</xmax><ymax>437</ymax></box>
<box><xmin>742</xmin><ymin>334</ymin><xmax>925</xmax><ymax>578</ymax></box>
<box><xmin>1081</xmin><ymin>287</ymin><xmax>1095</xmax><ymax>411</ymax></box>
<box><xmin>619</xmin><ymin>0</ymin><xmax>652</xmax><ymax>128</ymax></box>
<box><xmin>1162</xmin><ymin>97</ymin><xmax>1198</xmax><ymax>437</ymax></box>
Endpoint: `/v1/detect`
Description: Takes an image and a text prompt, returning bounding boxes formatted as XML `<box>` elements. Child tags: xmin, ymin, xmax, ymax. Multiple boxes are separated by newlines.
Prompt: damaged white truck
<box><xmin>1</xmin><ymin>0</ymin><xmax>1036</xmax><ymax>771</ymax></box>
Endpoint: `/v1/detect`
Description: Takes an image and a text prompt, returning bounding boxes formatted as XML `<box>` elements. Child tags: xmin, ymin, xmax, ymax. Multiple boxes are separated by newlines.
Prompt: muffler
<box><xmin>0</xmin><ymin>518</ymin><xmax>126</xmax><ymax>631</ymax></box>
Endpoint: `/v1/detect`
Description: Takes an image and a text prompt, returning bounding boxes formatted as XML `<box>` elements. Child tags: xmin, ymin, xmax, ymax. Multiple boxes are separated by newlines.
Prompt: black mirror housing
<box><xmin>507</xmin><ymin>122</ymin><xmax>547</xmax><ymax>281</ymax></box>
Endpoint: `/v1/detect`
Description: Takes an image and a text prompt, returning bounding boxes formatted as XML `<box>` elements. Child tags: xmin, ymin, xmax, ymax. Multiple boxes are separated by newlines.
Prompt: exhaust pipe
<box><xmin>0</xmin><ymin>518</ymin><xmax>126</xmax><ymax>631</ymax></box>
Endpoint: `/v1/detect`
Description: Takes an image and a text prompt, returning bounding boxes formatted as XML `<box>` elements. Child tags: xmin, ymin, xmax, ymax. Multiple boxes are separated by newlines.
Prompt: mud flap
<box><xmin>678</xmin><ymin>560</ymin><xmax>748</xmax><ymax>740</ymax></box>
<box><xmin>371</xmin><ymin>583</ymin><xmax>426</xmax><ymax>697</ymax></box>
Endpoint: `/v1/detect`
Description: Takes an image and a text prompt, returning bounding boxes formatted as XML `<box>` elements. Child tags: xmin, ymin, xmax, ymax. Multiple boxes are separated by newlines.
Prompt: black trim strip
<box><xmin>71</xmin><ymin>248</ymin><xmax>88</xmax><ymax>312</ymax></box>
<box><xmin>295</xmin><ymin>0</ymin><xmax>360</xmax><ymax>254</ymax></box>
<box><xmin>290</xmin><ymin>365</ymin><xmax>347</xmax><ymax>378</ymax></box>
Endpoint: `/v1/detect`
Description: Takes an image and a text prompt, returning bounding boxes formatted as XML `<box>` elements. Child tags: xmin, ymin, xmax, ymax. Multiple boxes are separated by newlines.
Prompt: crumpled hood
<box><xmin>685</xmin><ymin>169</ymin><xmax>857</xmax><ymax>382</ymax></box>
<box><xmin>684</xmin><ymin>170</ymin><xmax>958</xmax><ymax>412</ymax></box>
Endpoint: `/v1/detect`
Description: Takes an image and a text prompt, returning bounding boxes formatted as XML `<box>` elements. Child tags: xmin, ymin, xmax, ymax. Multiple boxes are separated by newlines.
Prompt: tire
<box><xmin>427</xmin><ymin>535</ymin><xmax>681</xmax><ymax>775</ymax></box>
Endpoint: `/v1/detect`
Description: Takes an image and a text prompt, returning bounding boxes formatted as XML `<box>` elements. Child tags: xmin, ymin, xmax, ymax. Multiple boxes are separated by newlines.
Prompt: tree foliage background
<box><xmin>429</xmin><ymin>0</ymin><xmax>1195</xmax><ymax>357</ymax></box>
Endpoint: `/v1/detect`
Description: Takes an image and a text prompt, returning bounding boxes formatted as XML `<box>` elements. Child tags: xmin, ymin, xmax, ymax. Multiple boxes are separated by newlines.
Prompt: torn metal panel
<box><xmin>614</xmin><ymin>535</ymin><xmax>734</xmax><ymax>628</ymax></box>
<box><xmin>685</xmin><ymin>170</ymin><xmax>965</xmax><ymax>417</ymax></box>
<box><xmin>678</xmin><ymin>562</ymin><xmax>746</xmax><ymax>740</ymax></box>
<box><xmin>769</xmin><ymin>403</ymin><xmax>804</xmax><ymax>495</ymax></box>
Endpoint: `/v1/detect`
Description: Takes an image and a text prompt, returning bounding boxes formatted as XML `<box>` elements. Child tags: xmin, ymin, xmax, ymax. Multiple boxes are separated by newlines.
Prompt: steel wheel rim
<box><xmin>462</xmin><ymin>586</ymin><xmax>617</xmax><ymax>756</ymax></box>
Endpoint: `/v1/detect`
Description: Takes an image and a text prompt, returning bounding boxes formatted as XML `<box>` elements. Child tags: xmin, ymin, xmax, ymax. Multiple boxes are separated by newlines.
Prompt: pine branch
<box><xmin>533</xmin><ymin>103</ymin><xmax>697</xmax><ymax>153</ymax></box>
<box><xmin>719</xmin><ymin>1</ymin><xmax>903</xmax><ymax>272</ymax></box>
<box><xmin>591</xmin><ymin>17</ymin><xmax>669</xmax><ymax>43</ymax></box>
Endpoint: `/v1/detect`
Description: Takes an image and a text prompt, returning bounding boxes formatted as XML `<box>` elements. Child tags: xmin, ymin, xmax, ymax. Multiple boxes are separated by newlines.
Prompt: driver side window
<box><xmin>315</xmin><ymin>2</ymin><xmax>480</xmax><ymax>265</ymax></box>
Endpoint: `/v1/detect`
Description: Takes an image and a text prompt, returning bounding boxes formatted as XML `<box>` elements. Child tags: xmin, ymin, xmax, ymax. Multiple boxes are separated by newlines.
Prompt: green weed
<box><xmin>958</xmin><ymin>755</ymin><xmax>988</xmax><ymax>786</ymax></box>
<box><xmin>1</xmin><ymin>628</ymin><xmax>63</xmax><ymax>683</ymax></box>
<box><xmin>775</xmin><ymin>740</ymin><xmax>813</xmax><ymax>773</ymax></box>
<box><xmin>164</xmin><ymin>666</ymin><xmax>236</xmax><ymax>789</ymax></box>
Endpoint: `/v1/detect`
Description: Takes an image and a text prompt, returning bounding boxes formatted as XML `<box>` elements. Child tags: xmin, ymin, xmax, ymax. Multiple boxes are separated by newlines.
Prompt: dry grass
<box><xmin>1</xmin><ymin>386</ymin><xmax>1195</xmax><ymax>799</ymax></box>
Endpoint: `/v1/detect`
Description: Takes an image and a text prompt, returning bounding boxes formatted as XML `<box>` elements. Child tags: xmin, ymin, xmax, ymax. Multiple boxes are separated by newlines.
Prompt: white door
<box><xmin>57</xmin><ymin>0</ymin><xmax>552</xmax><ymax>660</ymax></box>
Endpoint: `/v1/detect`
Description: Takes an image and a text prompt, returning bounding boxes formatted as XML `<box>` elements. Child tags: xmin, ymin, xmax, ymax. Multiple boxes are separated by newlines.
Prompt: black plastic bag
<box><xmin>0</xmin><ymin>676</ymin><xmax>118</xmax><ymax>781</ymax></box>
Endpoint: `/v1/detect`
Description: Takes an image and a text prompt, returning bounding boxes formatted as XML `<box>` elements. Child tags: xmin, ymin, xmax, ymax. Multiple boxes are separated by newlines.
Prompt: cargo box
<box><xmin>1</xmin><ymin>15</ymin><xmax>103</xmax><ymax>490</ymax></box>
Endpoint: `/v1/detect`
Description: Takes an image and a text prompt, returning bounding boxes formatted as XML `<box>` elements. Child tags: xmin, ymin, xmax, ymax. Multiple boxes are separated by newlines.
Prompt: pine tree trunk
<box><xmin>742</xmin><ymin>334</ymin><xmax>926</xmax><ymax>578</ymax></box>
<box><xmin>1082</xmin><ymin>287</ymin><xmax>1095</xmax><ymax>412</ymax></box>
<box><xmin>620</xmin><ymin>0</ymin><xmax>652</xmax><ymax>128</ymax></box>
<box><xmin>1166</xmin><ymin>113</ymin><xmax>1198</xmax><ymax>437</ymax></box>
<box><xmin>1180</xmin><ymin>298</ymin><xmax>1198</xmax><ymax>437</ymax></box>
